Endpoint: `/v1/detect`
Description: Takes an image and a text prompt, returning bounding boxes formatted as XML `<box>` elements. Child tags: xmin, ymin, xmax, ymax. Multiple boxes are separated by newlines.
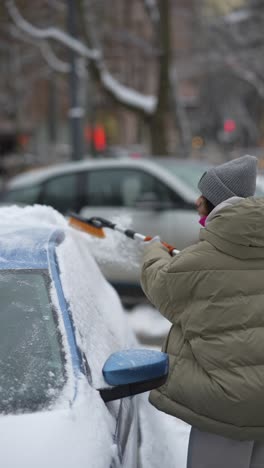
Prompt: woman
<box><xmin>141</xmin><ymin>155</ymin><xmax>264</xmax><ymax>468</ymax></box>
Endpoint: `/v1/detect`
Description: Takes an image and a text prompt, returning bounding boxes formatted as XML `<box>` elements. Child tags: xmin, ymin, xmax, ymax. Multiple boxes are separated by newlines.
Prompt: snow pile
<box><xmin>138</xmin><ymin>392</ymin><xmax>191</xmax><ymax>468</ymax></box>
<box><xmin>127</xmin><ymin>304</ymin><xmax>171</xmax><ymax>339</ymax></box>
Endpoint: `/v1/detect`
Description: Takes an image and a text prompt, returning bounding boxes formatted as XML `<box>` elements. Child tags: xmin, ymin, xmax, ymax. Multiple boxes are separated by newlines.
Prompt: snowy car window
<box><xmin>0</xmin><ymin>270</ymin><xmax>66</xmax><ymax>414</ymax></box>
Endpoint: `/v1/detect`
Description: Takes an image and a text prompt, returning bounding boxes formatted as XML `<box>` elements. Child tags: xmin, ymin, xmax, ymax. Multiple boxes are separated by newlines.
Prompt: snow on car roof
<box><xmin>0</xmin><ymin>205</ymin><xmax>68</xmax><ymax>265</ymax></box>
<box><xmin>0</xmin><ymin>203</ymin><xmax>68</xmax><ymax>227</ymax></box>
<box><xmin>0</xmin><ymin>204</ymin><xmax>142</xmax><ymax>282</ymax></box>
<box><xmin>0</xmin><ymin>227</ymin><xmax>62</xmax><ymax>269</ymax></box>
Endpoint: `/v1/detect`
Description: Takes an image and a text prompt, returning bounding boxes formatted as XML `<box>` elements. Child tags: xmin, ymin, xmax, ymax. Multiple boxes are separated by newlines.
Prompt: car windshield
<box><xmin>0</xmin><ymin>270</ymin><xmax>66</xmax><ymax>414</ymax></box>
<box><xmin>159</xmin><ymin>161</ymin><xmax>207</xmax><ymax>194</ymax></box>
<box><xmin>159</xmin><ymin>160</ymin><xmax>264</xmax><ymax>198</ymax></box>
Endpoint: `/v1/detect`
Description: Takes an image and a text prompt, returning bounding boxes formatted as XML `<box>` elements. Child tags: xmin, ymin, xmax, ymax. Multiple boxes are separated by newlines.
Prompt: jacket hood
<box><xmin>200</xmin><ymin>197</ymin><xmax>264</xmax><ymax>259</ymax></box>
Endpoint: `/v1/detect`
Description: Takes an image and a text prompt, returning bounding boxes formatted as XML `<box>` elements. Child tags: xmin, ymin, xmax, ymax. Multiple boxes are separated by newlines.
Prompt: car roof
<box><xmin>7</xmin><ymin>157</ymin><xmax>206</xmax><ymax>203</ymax></box>
<box><xmin>0</xmin><ymin>226</ymin><xmax>64</xmax><ymax>269</ymax></box>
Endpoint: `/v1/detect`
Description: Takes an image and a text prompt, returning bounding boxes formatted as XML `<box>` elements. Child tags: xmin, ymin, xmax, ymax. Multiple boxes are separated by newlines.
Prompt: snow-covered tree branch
<box><xmin>6</xmin><ymin>0</ymin><xmax>99</xmax><ymax>60</ymax></box>
<box><xmin>9</xmin><ymin>25</ymin><xmax>71</xmax><ymax>74</ymax></box>
<box><xmin>6</xmin><ymin>0</ymin><xmax>157</xmax><ymax>116</ymax></box>
<box><xmin>143</xmin><ymin>0</ymin><xmax>160</xmax><ymax>25</ymax></box>
<box><xmin>99</xmin><ymin>69</ymin><xmax>157</xmax><ymax>114</ymax></box>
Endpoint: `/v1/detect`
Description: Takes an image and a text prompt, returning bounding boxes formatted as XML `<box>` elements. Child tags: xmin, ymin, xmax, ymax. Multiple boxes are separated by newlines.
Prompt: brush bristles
<box><xmin>69</xmin><ymin>217</ymin><xmax>106</xmax><ymax>238</ymax></box>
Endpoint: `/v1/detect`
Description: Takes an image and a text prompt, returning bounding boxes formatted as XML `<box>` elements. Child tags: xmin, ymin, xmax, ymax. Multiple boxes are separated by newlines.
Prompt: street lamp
<box><xmin>66</xmin><ymin>0</ymin><xmax>84</xmax><ymax>161</ymax></box>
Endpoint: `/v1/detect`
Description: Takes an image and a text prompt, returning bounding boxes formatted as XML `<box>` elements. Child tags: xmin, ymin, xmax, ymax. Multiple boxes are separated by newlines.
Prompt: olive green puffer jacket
<box><xmin>141</xmin><ymin>197</ymin><xmax>264</xmax><ymax>441</ymax></box>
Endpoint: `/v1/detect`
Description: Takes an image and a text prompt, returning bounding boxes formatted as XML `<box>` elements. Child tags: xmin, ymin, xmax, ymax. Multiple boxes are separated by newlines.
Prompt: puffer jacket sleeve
<box><xmin>141</xmin><ymin>241</ymin><xmax>200</xmax><ymax>323</ymax></box>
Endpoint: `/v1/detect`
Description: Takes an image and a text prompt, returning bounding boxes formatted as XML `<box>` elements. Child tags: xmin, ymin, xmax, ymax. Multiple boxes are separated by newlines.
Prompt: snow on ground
<box><xmin>138</xmin><ymin>392</ymin><xmax>190</xmax><ymax>468</ymax></box>
<box><xmin>127</xmin><ymin>304</ymin><xmax>171</xmax><ymax>344</ymax></box>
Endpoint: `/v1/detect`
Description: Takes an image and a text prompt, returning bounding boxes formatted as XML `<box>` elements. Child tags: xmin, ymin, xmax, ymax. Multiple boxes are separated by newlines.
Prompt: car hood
<box><xmin>0</xmin><ymin>384</ymin><xmax>116</xmax><ymax>468</ymax></box>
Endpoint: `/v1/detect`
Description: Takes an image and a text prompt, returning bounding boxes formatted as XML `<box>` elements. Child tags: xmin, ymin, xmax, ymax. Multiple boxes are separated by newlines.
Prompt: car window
<box><xmin>83</xmin><ymin>168</ymin><xmax>181</xmax><ymax>207</ymax></box>
<box><xmin>0</xmin><ymin>270</ymin><xmax>65</xmax><ymax>414</ymax></box>
<box><xmin>3</xmin><ymin>185</ymin><xmax>41</xmax><ymax>205</ymax></box>
<box><xmin>41</xmin><ymin>173</ymin><xmax>78</xmax><ymax>213</ymax></box>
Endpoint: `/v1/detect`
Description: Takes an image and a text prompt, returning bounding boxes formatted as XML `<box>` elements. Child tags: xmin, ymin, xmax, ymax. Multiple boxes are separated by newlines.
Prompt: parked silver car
<box><xmin>2</xmin><ymin>157</ymin><xmax>262</xmax><ymax>303</ymax></box>
<box><xmin>1</xmin><ymin>158</ymin><xmax>204</xmax><ymax>243</ymax></box>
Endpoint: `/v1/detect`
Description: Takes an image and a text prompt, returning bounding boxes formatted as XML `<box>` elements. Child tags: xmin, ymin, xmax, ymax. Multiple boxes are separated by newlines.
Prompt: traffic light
<box><xmin>223</xmin><ymin>119</ymin><xmax>236</xmax><ymax>134</ymax></box>
<box><xmin>84</xmin><ymin>124</ymin><xmax>106</xmax><ymax>153</ymax></box>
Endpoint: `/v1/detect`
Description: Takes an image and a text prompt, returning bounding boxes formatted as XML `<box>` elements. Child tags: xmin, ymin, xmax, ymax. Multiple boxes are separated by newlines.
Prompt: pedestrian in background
<box><xmin>141</xmin><ymin>155</ymin><xmax>264</xmax><ymax>468</ymax></box>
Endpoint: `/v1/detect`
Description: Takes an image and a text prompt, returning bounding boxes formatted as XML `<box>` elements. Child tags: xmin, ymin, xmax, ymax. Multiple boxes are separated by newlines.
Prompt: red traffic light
<box><xmin>224</xmin><ymin>119</ymin><xmax>236</xmax><ymax>133</ymax></box>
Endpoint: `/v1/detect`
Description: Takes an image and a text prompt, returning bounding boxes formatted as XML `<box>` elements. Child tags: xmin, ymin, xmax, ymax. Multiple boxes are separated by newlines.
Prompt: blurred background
<box><xmin>0</xmin><ymin>0</ymin><xmax>264</xmax><ymax>183</ymax></box>
<box><xmin>2</xmin><ymin>0</ymin><xmax>264</xmax><ymax>347</ymax></box>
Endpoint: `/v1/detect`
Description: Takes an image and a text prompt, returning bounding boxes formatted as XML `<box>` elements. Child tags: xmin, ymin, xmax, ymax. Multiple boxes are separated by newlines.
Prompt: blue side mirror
<box><xmin>100</xmin><ymin>349</ymin><xmax>169</xmax><ymax>402</ymax></box>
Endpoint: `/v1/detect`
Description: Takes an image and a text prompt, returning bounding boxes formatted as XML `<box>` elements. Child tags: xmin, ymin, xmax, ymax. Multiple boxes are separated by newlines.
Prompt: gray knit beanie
<box><xmin>198</xmin><ymin>155</ymin><xmax>258</xmax><ymax>207</ymax></box>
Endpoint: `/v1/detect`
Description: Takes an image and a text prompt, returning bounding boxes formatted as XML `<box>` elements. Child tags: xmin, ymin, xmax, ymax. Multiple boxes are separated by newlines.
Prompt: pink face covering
<box><xmin>199</xmin><ymin>216</ymin><xmax>207</xmax><ymax>227</ymax></box>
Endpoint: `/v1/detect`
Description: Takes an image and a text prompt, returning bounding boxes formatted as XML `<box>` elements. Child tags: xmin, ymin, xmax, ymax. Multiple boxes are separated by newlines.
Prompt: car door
<box><xmin>106</xmin><ymin>396</ymin><xmax>139</xmax><ymax>468</ymax></box>
<box><xmin>79</xmin><ymin>167</ymin><xmax>199</xmax><ymax>250</ymax></box>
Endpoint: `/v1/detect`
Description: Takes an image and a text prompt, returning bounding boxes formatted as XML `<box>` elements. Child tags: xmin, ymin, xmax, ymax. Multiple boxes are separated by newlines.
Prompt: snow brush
<box><xmin>68</xmin><ymin>213</ymin><xmax>180</xmax><ymax>256</ymax></box>
<box><xmin>68</xmin><ymin>212</ymin><xmax>106</xmax><ymax>238</ymax></box>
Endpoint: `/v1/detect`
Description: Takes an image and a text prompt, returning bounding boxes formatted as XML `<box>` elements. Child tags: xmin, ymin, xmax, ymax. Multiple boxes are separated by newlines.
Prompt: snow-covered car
<box><xmin>0</xmin><ymin>205</ymin><xmax>190</xmax><ymax>468</ymax></box>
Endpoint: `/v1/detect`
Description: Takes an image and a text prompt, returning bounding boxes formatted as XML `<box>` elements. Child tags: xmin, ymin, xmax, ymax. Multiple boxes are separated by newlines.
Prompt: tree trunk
<box><xmin>149</xmin><ymin>0</ymin><xmax>170</xmax><ymax>155</ymax></box>
<box><xmin>78</xmin><ymin>0</ymin><xmax>172</xmax><ymax>156</ymax></box>
<box><xmin>169</xmin><ymin>63</ymin><xmax>192</xmax><ymax>157</ymax></box>
<box><xmin>148</xmin><ymin>112</ymin><xmax>168</xmax><ymax>155</ymax></box>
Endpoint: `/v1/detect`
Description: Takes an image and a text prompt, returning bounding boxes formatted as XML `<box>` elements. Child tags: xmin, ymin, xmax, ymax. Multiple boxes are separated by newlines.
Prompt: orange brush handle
<box><xmin>144</xmin><ymin>236</ymin><xmax>176</xmax><ymax>255</ymax></box>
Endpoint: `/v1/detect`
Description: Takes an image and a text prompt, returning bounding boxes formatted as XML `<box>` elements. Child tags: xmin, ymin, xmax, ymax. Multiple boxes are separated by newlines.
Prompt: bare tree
<box><xmin>8</xmin><ymin>0</ymin><xmax>264</xmax><ymax>157</ymax></box>
<box><xmin>6</xmin><ymin>0</ymin><xmax>193</xmax><ymax>156</ymax></box>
